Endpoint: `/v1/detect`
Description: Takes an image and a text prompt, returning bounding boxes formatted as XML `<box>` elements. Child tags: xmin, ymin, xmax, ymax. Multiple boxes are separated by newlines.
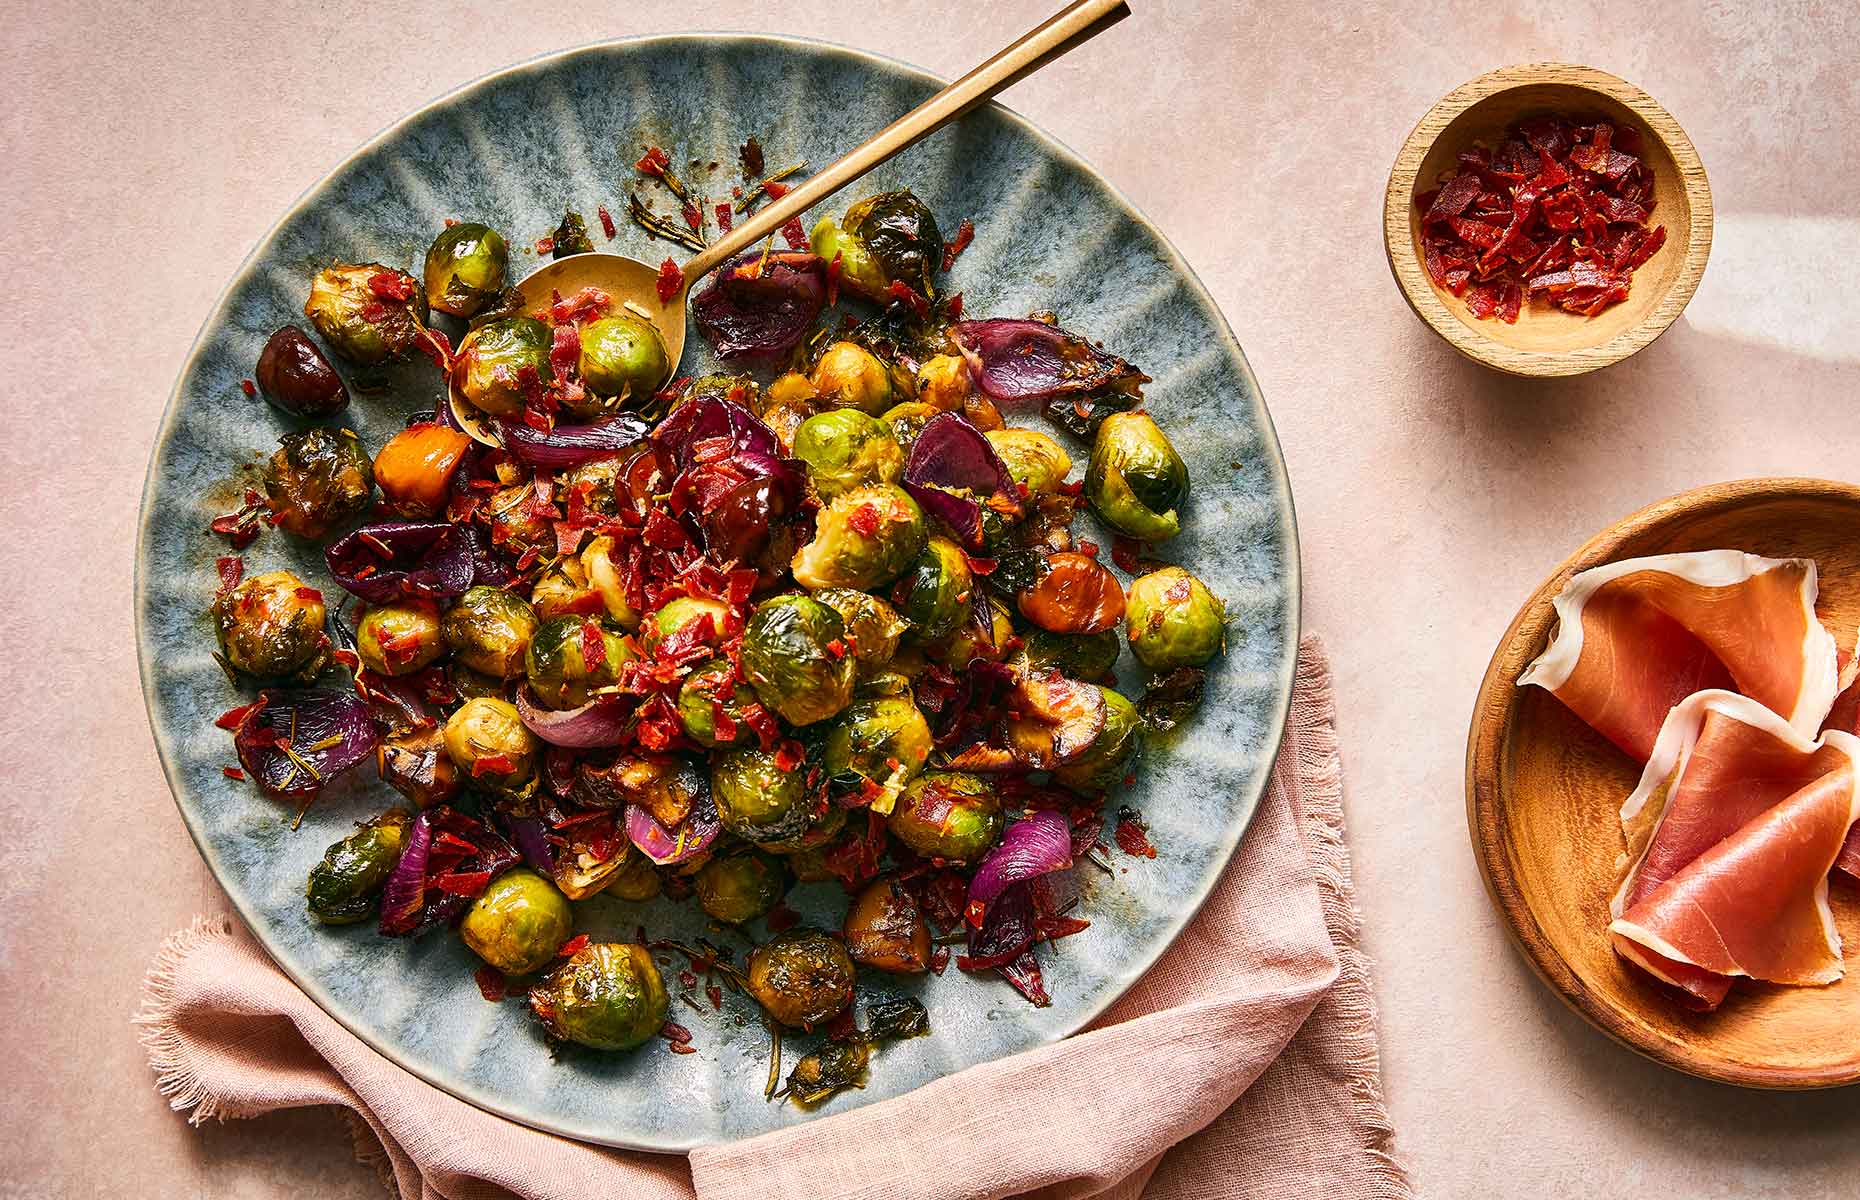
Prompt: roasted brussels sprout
<box><xmin>880</xmin><ymin>401</ymin><xmax>939</xmax><ymax>453</ymax></box>
<box><xmin>792</xmin><ymin>484</ymin><xmax>926</xmax><ymax>592</ymax></box>
<box><xmin>303</xmin><ymin>262</ymin><xmax>429</xmax><ymax>365</ymax></box>
<box><xmin>810</xmin><ymin>341</ymin><xmax>893</xmax><ymax>414</ymax></box>
<box><xmin>888</xmin><ymin>771</ymin><xmax>1003</xmax><ymax>864</ymax></box>
<box><xmin>675</xmin><ymin>657</ymin><xmax>762</xmax><ymax>748</ymax></box>
<box><xmin>442</xmin><ymin>586</ymin><xmax>538</xmax><ymax>679</ymax></box>
<box><xmin>740</xmin><ymin>594</ymin><xmax>857</xmax><ymax>726</ymax></box>
<box><xmin>423</xmin><ymin>222</ymin><xmax>509</xmax><ymax>317</ymax></box>
<box><xmin>748</xmin><ymin>928</ymin><xmax>856</xmax><ymax>1030</ymax></box>
<box><xmin>554</xmin><ymin>836</ymin><xmax>632</xmax><ymax>902</ymax></box>
<box><xmin>447</xmin><ymin>660</ymin><xmax>507</xmax><ymax>701</ymax></box>
<box><xmin>481</xmin><ymin>484</ymin><xmax>552</xmax><ymax>554</ymax></box>
<box><xmin>843</xmin><ymin>878</ymin><xmax>931</xmax><ymax>973</ymax></box>
<box><xmin>525</xmin><ymin>615</ymin><xmax>633</xmax><ymax>709</ymax></box>
<box><xmin>915</xmin><ymin>354</ymin><xmax>971</xmax><ymax>413</ymax></box>
<box><xmin>305</xmin><ymin>809</ymin><xmax>411</xmax><ymax>924</ymax></box>
<box><xmin>809</xmin><ymin>218</ymin><xmax>887</xmax><ymax>299</ymax></box>
<box><xmin>459</xmin><ymin>868</ymin><xmax>573</xmax><ymax>975</ymax></box>
<box><xmin>812</xmin><ymin>588</ymin><xmax>906</xmax><ymax>665</ymax></box>
<box><xmin>529</xmin><ymin>555</ymin><xmax>603</xmax><ymax>621</ymax></box>
<box><xmin>257</xmin><ymin>325</ymin><xmax>349</xmax><ymax>417</ymax></box>
<box><xmin>986</xmin><ymin>429</ymin><xmax>1073</xmax><ymax>498</ymax></box>
<box><xmin>451</xmin><ymin>316</ymin><xmax>553</xmax><ymax>419</ymax></box>
<box><xmin>605</xmin><ymin>852</ymin><xmax>663</xmax><ymax>902</ymax></box>
<box><xmin>1051</xmin><ymin>685</ymin><xmax>1141</xmax><ymax>791</ymax></box>
<box><xmin>1019</xmin><ymin>628</ymin><xmax>1120</xmax><ymax>680</ymax></box>
<box><xmin>822</xmin><ymin>696</ymin><xmax>932</xmax><ymax>809</ymax></box>
<box><xmin>1126</xmin><ymin>566</ymin><xmax>1226</xmax><ymax>670</ymax></box>
<box><xmin>896</xmin><ymin>535</ymin><xmax>974</xmax><ymax>645</ymax></box>
<box><xmin>846</xmin><ymin>189</ymin><xmax>942</xmax><ymax>298</ymax></box>
<box><xmin>376</xmin><ymin>725</ymin><xmax>459</xmax><ymax>808</ymax></box>
<box><xmin>759</xmin><ymin>373</ymin><xmax>819</xmax><ymax>453</ymax></box>
<box><xmin>1084</xmin><ymin>413</ymin><xmax>1188</xmax><ymax>542</ymax></box>
<box><xmin>530</xmin><ymin>942</ymin><xmax>668</xmax><ymax>1051</ymax></box>
<box><xmin>792</xmin><ymin>409</ymin><xmax>903</xmax><ymax>501</ymax></box>
<box><xmin>785</xmin><ymin>1038</ymin><xmax>872</xmax><ymax>1106</ymax></box>
<box><xmin>371</xmin><ymin>421</ymin><xmax>471</xmax><ymax>519</ymax></box>
<box><xmin>931</xmin><ymin>594</ymin><xmax>1014</xmax><ymax>669</ymax></box>
<box><xmin>577</xmin><ymin>315</ymin><xmax>669</xmax><ymax>407</ymax></box>
<box><xmin>442</xmin><ymin>696</ymin><xmax>540</xmax><ymax>791</ymax></box>
<box><xmin>643</xmin><ymin>595</ymin><xmax>733</xmax><ymax>654</ymax></box>
<box><xmin>695</xmin><ymin>850</ymin><xmax>788</xmax><ymax>924</ymax></box>
<box><xmin>551</xmin><ymin>209</ymin><xmax>595</xmax><ymax>258</ymax></box>
<box><xmin>212</xmin><ymin>569</ymin><xmax>329</xmax><ymax>680</ymax></box>
<box><xmin>263</xmin><ymin>427</ymin><xmax>373</xmax><ymax>540</ymax></box>
<box><xmin>711</xmin><ymin>746</ymin><xmax>825</xmax><ymax>845</ymax></box>
<box><xmin>580</xmin><ymin>535</ymin><xmax>641</xmax><ymax>629</ymax></box>
<box><xmin>355</xmin><ymin>600</ymin><xmax>443</xmax><ymax>676</ymax></box>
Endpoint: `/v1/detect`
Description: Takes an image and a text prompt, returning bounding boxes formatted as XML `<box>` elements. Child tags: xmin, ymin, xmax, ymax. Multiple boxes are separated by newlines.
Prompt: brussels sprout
<box><xmin>443</xmin><ymin>696</ymin><xmax>540</xmax><ymax>791</ymax></box>
<box><xmin>896</xmin><ymin>535</ymin><xmax>974</xmax><ymax>645</ymax></box>
<box><xmin>683</xmin><ymin>372</ymin><xmax>758</xmax><ymax>409</ymax></box>
<box><xmin>792</xmin><ymin>484</ymin><xmax>925</xmax><ymax>592</ymax></box>
<box><xmin>580</xmin><ymin>536</ymin><xmax>641</xmax><ymax>629</ymax></box>
<box><xmin>748</xmin><ymin>928</ymin><xmax>856</xmax><ymax>1030</ymax></box>
<box><xmin>257</xmin><ymin>325</ymin><xmax>349</xmax><ymax>417</ymax></box>
<box><xmin>759</xmin><ymin>374</ymin><xmax>819</xmax><ymax>453</ymax></box>
<box><xmin>1126</xmin><ymin>566</ymin><xmax>1226</xmax><ymax>670</ymax></box>
<box><xmin>785</xmin><ymin>1038</ymin><xmax>873</xmax><ymax>1106</ymax></box>
<box><xmin>262</xmin><ymin>427</ymin><xmax>373</xmax><ymax>540</ymax></box>
<box><xmin>559</xmin><ymin>453</ymin><xmax>628</xmax><ymax>521</ymax></box>
<box><xmin>1139</xmin><ymin>665</ymin><xmax>1206</xmax><ymax>734</ymax></box>
<box><xmin>812</xmin><ymin>588</ymin><xmax>906</xmax><ymax>665</ymax></box>
<box><xmin>305</xmin><ymin>809</ymin><xmax>411</xmax><ymax>924</ymax></box>
<box><xmin>442</xmin><ymin>586</ymin><xmax>538</xmax><ymax>679</ymax></box>
<box><xmin>695</xmin><ymin>850</ymin><xmax>788</xmax><ymax>924</ymax></box>
<box><xmin>303</xmin><ymin>262</ymin><xmax>429</xmax><ymax>365</ymax></box>
<box><xmin>356</xmin><ymin>600</ymin><xmax>443</xmax><ymax>676</ymax></box>
<box><xmin>529</xmin><ymin>556</ymin><xmax>603</xmax><ymax>621</ymax></box>
<box><xmin>1019</xmin><ymin>628</ymin><xmax>1121</xmax><ymax>680</ymax></box>
<box><xmin>1084</xmin><ymin>413</ymin><xmax>1188</xmax><ymax>542</ymax></box>
<box><xmin>459</xmin><ymin>868</ymin><xmax>573</xmax><ymax>975</ymax></box>
<box><xmin>376</xmin><ymin>725</ymin><xmax>458</xmax><ymax>808</ymax></box>
<box><xmin>551</xmin><ymin>209</ymin><xmax>595</xmax><ymax>258</ymax></box>
<box><xmin>554</xmin><ymin>837</ymin><xmax>633</xmax><ymax>902</ymax></box>
<box><xmin>577</xmin><ymin>315</ymin><xmax>670</xmax><ymax>408</ymax></box>
<box><xmin>760</xmin><ymin>802</ymin><xmax>848</xmax><ymax>857</ymax></box>
<box><xmin>451</xmin><ymin>316</ymin><xmax>553</xmax><ymax>419</ymax></box>
<box><xmin>809</xmin><ymin>218</ymin><xmax>888</xmax><ymax>299</ymax></box>
<box><xmin>880</xmin><ymin>401</ymin><xmax>939</xmax><ymax>453</ymax></box>
<box><xmin>606</xmin><ymin>853</ymin><xmax>663</xmax><ymax>902</ymax></box>
<box><xmin>740</xmin><ymin>594</ymin><xmax>858</xmax><ymax>726</ymax></box>
<box><xmin>793</xmin><ymin>409</ymin><xmax>903</xmax><ymax>501</ymax></box>
<box><xmin>712</xmin><ymin>746</ymin><xmax>826</xmax><ymax>845</ymax></box>
<box><xmin>822</xmin><ymin>697</ymin><xmax>932</xmax><ymax>812</ymax></box>
<box><xmin>212</xmin><ymin>569</ymin><xmax>329</xmax><ymax>680</ymax></box>
<box><xmin>1052</xmin><ymin>685</ymin><xmax>1141</xmax><ymax>791</ymax></box>
<box><xmin>372</xmin><ymin>421</ymin><xmax>471</xmax><ymax>519</ymax></box>
<box><xmin>531</xmin><ymin>942</ymin><xmax>668</xmax><ymax>1051</ymax></box>
<box><xmin>843</xmin><ymin>878</ymin><xmax>931</xmax><ymax>973</ymax></box>
<box><xmin>845</xmin><ymin>190</ymin><xmax>942</xmax><ymax>298</ymax></box>
<box><xmin>481</xmin><ymin>484</ymin><xmax>552</xmax><ymax>555</ymax></box>
<box><xmin>423</xmin><ymin>222</ymin><xmax>509</xmax><ymax>317</ymax></box>
<box><xmin>986</xmin><ymin>429</ymin><xmax>1073</xmax><ymax>498</ymax></box>
<box><xmin>931</xmin><ymin>594</ymin><xmax>1014</xmax><ymax>669</ymax></box>
<box><xmin>915</xmin><ymin>354</ymin><xmax>971</xmax><ymax>413</ymax></box>
<box><xmin>676</xmin><ymin>657</ymin><xmax>763</xmax><ymax>748</ymax></box>
<box><xmin>1004</xmin><ymin>671</ymin><xmax>1108</xmax><ymax>769</ymax></box>
<box><xmin>888</xmin><ymin>771</ymin><xmax>1004</xmax><ymax>864</ymax></box>
<box><xmin>643</xmin><ymin>595</ymin><xmax>733</xmax><ymax>655</ymax></box>
<box><xmin>525</xmin><ymin>615</ymin><xmax>634</xmax><ymax>709</ymax></box>
<box><xmin>810</xmin><ymin>341</ymin><xmax>893</xmax><ymax>414</ymax></box>
<box><xmin>447</xmin><ymin>660</ymin><xmax>507</xmax><ymax>701</ymax></box>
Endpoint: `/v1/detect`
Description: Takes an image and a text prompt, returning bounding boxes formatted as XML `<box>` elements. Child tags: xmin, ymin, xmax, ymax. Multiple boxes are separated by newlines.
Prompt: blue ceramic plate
<box><xmin>136</xmin><ymin>35</ymin><xmax>1298</xmax><ymax>1150</ymax></box>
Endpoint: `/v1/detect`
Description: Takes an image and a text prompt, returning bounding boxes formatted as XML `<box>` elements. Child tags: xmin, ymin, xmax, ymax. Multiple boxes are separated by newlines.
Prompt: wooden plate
<box><xmin>1468</xmin><ymin>477</ymin><xmax>1860</xmax><ymax>1088</ymax></box>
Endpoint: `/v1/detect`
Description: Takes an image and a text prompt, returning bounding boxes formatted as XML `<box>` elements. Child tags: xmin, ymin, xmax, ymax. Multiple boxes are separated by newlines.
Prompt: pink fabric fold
<box><xmin>136</xmin><ymin>636</ymin><xmax>1409</xmax><ymax>1200</ymax></box>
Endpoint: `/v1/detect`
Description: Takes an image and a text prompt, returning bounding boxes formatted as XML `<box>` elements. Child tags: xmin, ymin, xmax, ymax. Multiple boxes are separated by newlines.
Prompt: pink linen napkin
<box><xmin>137</xmin><ymin>636</ymin><xmax>1410</xmax><ymax>1199</ymax></box>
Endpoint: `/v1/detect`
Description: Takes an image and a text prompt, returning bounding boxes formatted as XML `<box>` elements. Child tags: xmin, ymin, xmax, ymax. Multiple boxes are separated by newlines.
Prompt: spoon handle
<box><xmin>682</xmin><ymin>0</ymin><xmax>1131</xmax><ymax>282</ymax></box>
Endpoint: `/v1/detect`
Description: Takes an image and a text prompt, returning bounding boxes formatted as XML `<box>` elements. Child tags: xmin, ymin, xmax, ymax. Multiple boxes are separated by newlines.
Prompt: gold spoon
<box><xmin>456</xmin><ymin>0</ymin><xmax>1130</xmax><ymax>438</ymax></box>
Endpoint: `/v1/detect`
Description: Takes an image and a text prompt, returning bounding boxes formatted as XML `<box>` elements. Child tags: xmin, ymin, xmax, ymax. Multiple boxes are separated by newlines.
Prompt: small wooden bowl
<box><xmin>1468</xmin><ymin>478</ymin><xmax>1860</xmax><ymax>1088</ymax></box>
<box><xmin>1385</xmin><ymin>63</ymin><xmax>1713</xmax><ymax>377</ymax></box>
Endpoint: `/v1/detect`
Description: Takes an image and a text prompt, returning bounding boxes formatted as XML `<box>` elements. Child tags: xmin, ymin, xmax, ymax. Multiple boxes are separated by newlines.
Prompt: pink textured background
<box><xmin>5</xmin><ymin>1</ymin><xmax>1858</xmax><ymax>1195</ymax></box>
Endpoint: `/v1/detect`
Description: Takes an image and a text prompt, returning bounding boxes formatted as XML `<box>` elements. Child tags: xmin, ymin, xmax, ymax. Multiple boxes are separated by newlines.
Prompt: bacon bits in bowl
<box><xmin>1384</xmin><ymin>63</ymin><xmax>1713</xmax><ymax>377</ymax></box>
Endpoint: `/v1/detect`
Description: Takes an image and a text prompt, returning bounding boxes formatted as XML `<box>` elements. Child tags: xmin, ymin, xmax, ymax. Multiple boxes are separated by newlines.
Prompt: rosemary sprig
<box><xmin>626</xmin><ymin>193</ymin><xmax>706</xmax><ymax>252</ymax></box>
<box><xmin>764</xmin><ymin>1021</ymin><xmax>783</xmax><ymax>1100</ymax></box>
<box><xmin>734</xmin><ymin>162</ymin><xmax>808</xmax><ymax>214</ymax></box>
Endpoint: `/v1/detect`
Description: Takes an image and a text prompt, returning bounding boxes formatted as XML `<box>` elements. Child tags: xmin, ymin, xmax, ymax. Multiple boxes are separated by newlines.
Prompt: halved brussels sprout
<box><xmin>451</xmin><ymin>316</ymin><xmax>553</xmax><ymax>418</ymax></box>
<box><xmin>212</xmin><ymin>569</ymin><xmax>329</xmax><ymax>681</ymax></box>
<box><xmin>845</xmin><ymin>189</ymin><xmax>942</xmax><ymax>298</ymax></box>
<box><xmin>880</xmin><ymin>401</ymin><xmax>939</xmax><ymax>453</ymax></box>
<box><xmin>442</xmin><ymin>586</ymin><xmax>538</xmax><ymax>679</ymax></box>
<box><xmin>812</xmin><ymin>588</ymin><xmax>906</xmax><ymax>665</ymax></box>
<box><xmin>1084</xmin><ymin>412</ymin><xmax>1188</xmax><ymax>542</ymax></box>
<box><xmin>1051</xmin><ymin>685</ymin><xmax>1141</xmax><ymax>791</ymax></box>
<box><xmin>356</xmin><ymin>600</ymin><xmax>443</xmax><ymax>676</ymax></box>
<box><xmin>304</xmin><ymin>262</ymin><xmax>429</xmax><ymax>365</ymax></box>
<box><xmin>1004</xmin><ymin>671</ymin><xmax>1109</xmax><ymax>769</ymax></box>
<box><xmin>676</xmin><ymin>657</ymin><xmax>764</xmax><ymax>748</ymax></box>
<box><xmin>482</xmin><ymin>484</ymin><xmax>552</xmax><ymax>554</ymax></box>
<box><xmin>711</xmin><ymin>746</ymin><xmax>825</xmax><ymax>845</ymax></box>
<box><xmin>443</xmin><ymin>696</ymin><xmax>540</xmax><ymax>791</ymax></box>
<box><xmin>263</xmin><ymin>427</ymin><xmax>373</xmax><ymax>540</ymax></box>
<box><xmin>930</xmin><ymin>594</ymin><xmax>1014</xmax><ymax>669</ymax></box>
<box><xmin>423</xmin><ymin>222</ymin><xmax>509</xmax><ymax>317</ymax></box>
<box><xmin>821</xmin><ymin>696</ymin><xmax>932</xmax><ymax>812</ymax></box>
<box><xmin>793</xmin><ymin>409</ymin><xmax>903</xmax><ymax>501</ymax></box>
<box><xmin>793</xmin><ymin>484</ymin><xmax>926</xmax><ymax>592</ymax></box>
<box><xmin>1019</xmin><ymin>628</ymin><xmax>1121</xmax><ymax>680</ymax></box>
<box><xmin>529</xmin><ymin>556</ymin><xmax>603</xmax><ymax>621</ymax></box>
<box><xmin>888</xmin><ymin>771</ymin><xmax>1004</xmax><ymax>864</ymax></box>
<box><xmin>740</xmin><ymin>594</ymin><xmax>858</xmax><ymax>726</ymax></box>
<box><xmin>1126</xmin><ymin>566</ymin><xmax>1226</xmax><ymax>670</ymax></box>
<box><xmin>748</xmin><ymin>928</ymin><xmax>856</xmax><ymax>1030</ymax></box>
<box><xmin>459</xmin><ymin>868</ymin><xmax>573</xmax><ymax>975</ymax></box>
<box><xmin>695</xmin><ymin>850</ymin><xmax>788</xmax><ymax>924</ymax></box>
<box><xmin>915</xmin><ymin>354</ymin><xmax>971</xmax><ymax>413</ymax></box>
<box><xmin>555</xmin><ymin>837</ymin><xmax>633</xmax><ymax>901</ymax></box>
<box><xmin>986</xmin><ymin>429</ymin><xmax>1073</xmax><ymax>498</ymax></box>
<box><xmin>759</xmin><ymin>372</ymin><xmax>820</xmax><ymax>453</ymax></box>
<box><xmin>376</xmin><ymin>725</ymin><xmax>458</xmax><ymax>808</ymax></box>
<box><xmin>643</xmin><ymin>595</ymin><xmax>733</xmax><ymax>655</ymax></box>
<box><xmin>531</xmin><ymin>942</ymin><xmax>668</xmax><ymax>1050</ymax></box>
<box><xmin>580</xmin><ymin>535</ymin><xmax>641</xmax><ymax>629</ymax></box>
<box><xmin>525</xmin><ymin>615</ymin><xmax>634</xmax><ymax>709</ymax></box>
<box><xmin>809</xmin><ymin>218</ymin><xmax>888</xmax><ymax>299</ymax></box>
<box><xmin>843</xmin><ymin>878</ymin><xmax>931</xmax><ymax>973</ymax></box>
<box><xmin>810</xmin><ymin>341</ymin><xmax>893</xmax><ymax>414</ymax></box>
<box><xmin>551</xmin><ymin>209</ymin><xmax>595</xmax><ymax>258</ymax></box>
<box><xmin>578</xmin><ymin>315</ymin><xmax>669</xmax><ymax>406</ymax></box>
<box><xmin>896</xmin><ymin>535</ymin><xmax>974</xmax><ymax>646</ymax></box>
<box><xmin>306</xmin><ymin>809</ymin><xmax>411</xmax><ymax>924</ymax></box>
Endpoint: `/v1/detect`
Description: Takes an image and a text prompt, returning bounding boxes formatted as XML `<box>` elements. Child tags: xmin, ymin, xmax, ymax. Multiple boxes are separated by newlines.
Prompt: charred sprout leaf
<box><xmin>862</xmin><ymin>991</ymin><xmax>931</xmax><ymax>1041</ymax></box>
<box><xmin>785</xmin><ymin>1038</ymin><xmax>871</xmax><ymax>1106</ymax></box>
<box><xmin>306</xmin><ymin>809</ymin><xmax>411</xmax><ymax>924</ymax></box>
<box><xmin>551</xmin><ymin>209</ymin><xmax>595</xmax><ymax>258</ymax></box>
<box><xmin>423</xmin><ymin>222</ymin><xmax>509</xmax><ymax>317</ymax></box>
<box><xmin>1043</xmin><ymin>387</ymin><xmax>1142</xmax><ymax>440</ymax></box>
<box><xmin>1139</xmin><ymin>665</ymin><xmax>1208</xmax><ymax>733</ymax></box>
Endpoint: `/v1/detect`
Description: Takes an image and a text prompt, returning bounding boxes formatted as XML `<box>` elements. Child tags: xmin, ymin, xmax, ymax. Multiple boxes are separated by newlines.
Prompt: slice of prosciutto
<box><xmin>1608</xmin><ymin>691</ymin><xmax>1860</xmax><ymax>1009</ymax></box>
<box><xmin>1519</xmin><ymin>550</ymin><xmax>1839</xmax><ymax>761</ymax></box>
<box><xmin>1826</xmin><ymin>640</ymin><xmax>1860</xmax><ymax>879</ymax></box>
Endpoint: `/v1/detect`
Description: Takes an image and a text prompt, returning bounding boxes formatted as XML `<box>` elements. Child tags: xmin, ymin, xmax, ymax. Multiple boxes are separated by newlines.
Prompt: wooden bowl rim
<box><xmin>1466</xmin><ymin>476</ymin><xmax>1860</xmax><ymax>1089</ymax></box>
<box><xmin>1384</xmin><ymin>62</ymin><xmax>1714</xmax><ymax>378</ymax></box>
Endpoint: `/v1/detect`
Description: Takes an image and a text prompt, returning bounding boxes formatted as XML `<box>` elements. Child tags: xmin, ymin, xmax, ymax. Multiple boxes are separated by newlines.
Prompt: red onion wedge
<box><xmin>952</xmin><ymin>318</ymin><xmax>1148</xmax><ymax>405</ymax></box>
<box><xmin>500</xmin><ymin>413</ymin><xmax>651</xmax><ymax>470</ymax></box>
<box><xmin>515</xmin><ymin>685</ymin><xmax>631</xmax><ymax>748</ymax></box>
<box><xmin>967</xmin><ymin>809</ymin><xmax>1074</xmax><ymax>912</ymax></box>
<box><xmin>902</xmin><ymin>412</ymin><xmax>1021</xmax><ymax>548</ymax></box>
<box><xmin>625</xmin><ymin>794</ymin><xmax>720</xmax><ymax>866</ymax></box>
<box><xmin>325</xmin><ymin>521</ymin><xmax>475</xmax><ymax>604</ymax></box>
<box><xmin>692</xmin><ymin>251</ymin><xmax>827</xmax><ymax>359</ymax></box>
<box><xmin>230</xmin><ymin>688</ymin><xmax>378</xmax><ymax>798</ymax></box>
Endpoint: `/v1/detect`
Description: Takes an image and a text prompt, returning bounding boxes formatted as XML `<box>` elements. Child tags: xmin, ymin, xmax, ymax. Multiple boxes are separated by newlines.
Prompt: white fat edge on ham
<box><xmin>1517</xmin><ymin>549</ymin><xmax>1839</xmax><ymax>738</ymax></box>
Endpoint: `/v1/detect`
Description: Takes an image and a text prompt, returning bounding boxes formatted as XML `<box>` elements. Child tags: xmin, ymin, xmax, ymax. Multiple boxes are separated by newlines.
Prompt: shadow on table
<box><xmin>181</xmin><ymin>1106</ymin><xmax>382</xmax><ymax>1197</ymax></box>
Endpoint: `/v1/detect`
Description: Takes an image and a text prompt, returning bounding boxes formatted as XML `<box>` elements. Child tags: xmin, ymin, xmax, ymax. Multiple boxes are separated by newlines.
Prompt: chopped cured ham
<box><xmin>1607</xmin><ymin>691</ymin><xmax>1860</xmax><ymax>1009</ymax></box>
<box><xmin>1519</xmin><ymin>551</ymin><xmax>1840</xmax><ymax>761</ymax></box>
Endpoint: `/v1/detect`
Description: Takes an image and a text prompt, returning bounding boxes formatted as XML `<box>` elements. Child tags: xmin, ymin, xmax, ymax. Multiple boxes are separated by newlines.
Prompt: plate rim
<box><xmin>135</xmin><ymin>31</ymin><xmax>1302</xmax><ymax>1149</ymax></box>
<box><xmin>1465</xmin><ymin>475</ymin><xmax>1860</xmax><ymax>1089</ymax></box>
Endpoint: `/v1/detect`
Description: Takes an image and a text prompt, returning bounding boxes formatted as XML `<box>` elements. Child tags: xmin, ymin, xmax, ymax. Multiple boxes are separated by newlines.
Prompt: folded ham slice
<box><xmin>1827</xmin><ymin>644</ymin><xmax>1860</xmax><ymax>879</ymax></box>
<box><xmin>1608</xmin><ymin>691</ymin><xmax>1860</xmax><ymax>1009</ymax></box>
<box><xmin>1520</xmin><ymin>551</ymin><xmax>1840</xmax><ymax>761</ymax></box>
